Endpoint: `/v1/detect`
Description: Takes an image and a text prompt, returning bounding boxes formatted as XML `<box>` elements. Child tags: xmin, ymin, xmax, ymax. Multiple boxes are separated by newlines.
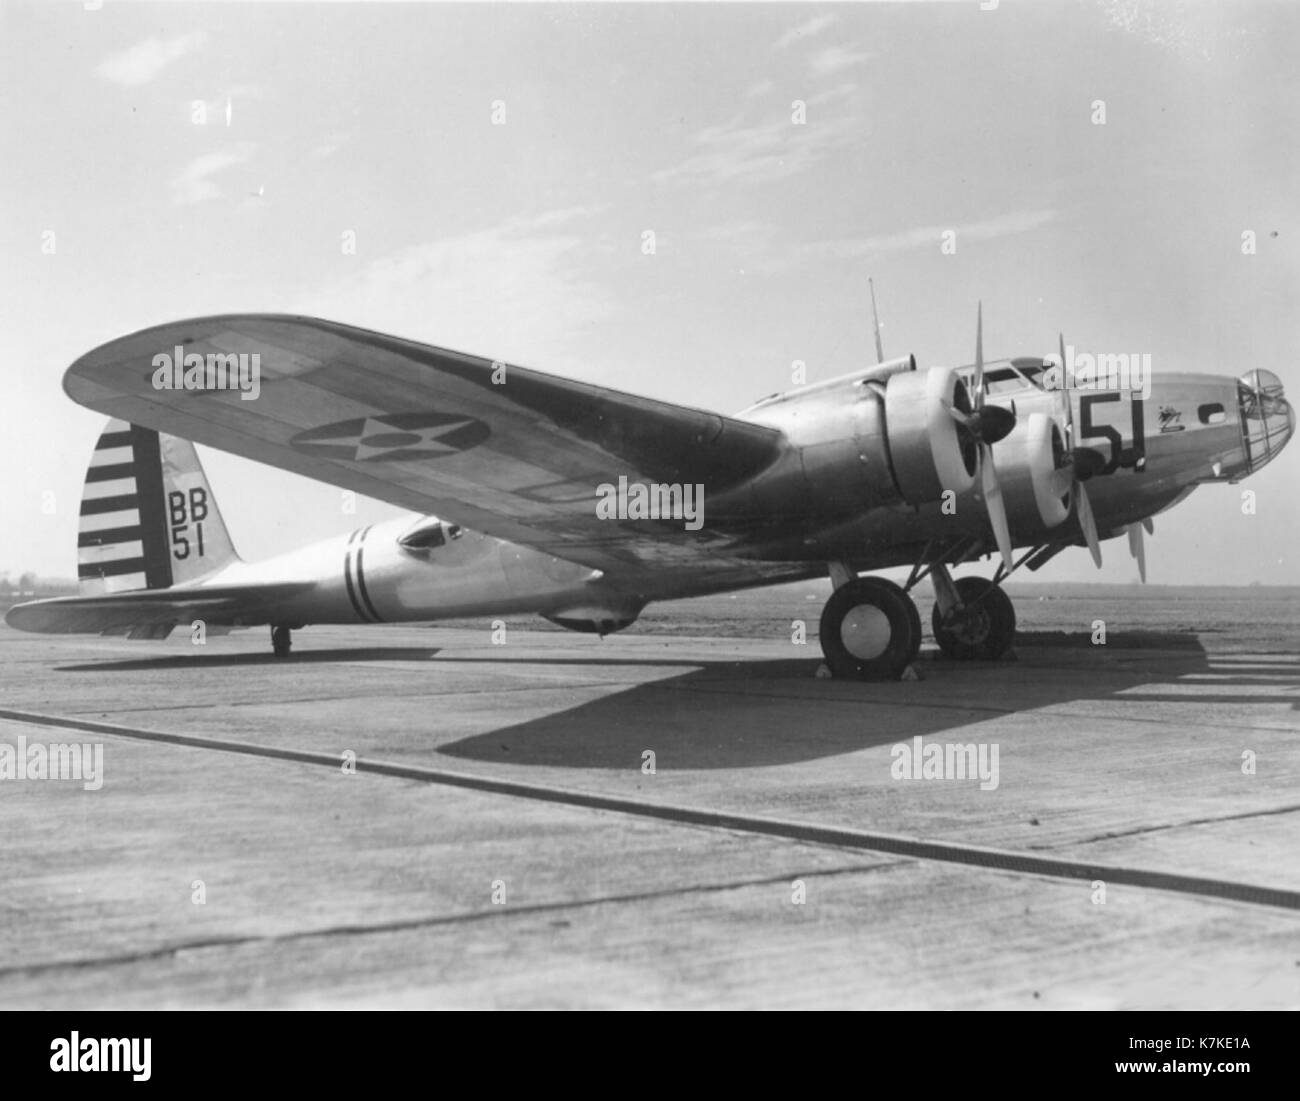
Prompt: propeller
<box><xmin>1126</xmin><ymin>521</ymin><xmax>1147</xmax><ymax>583</ymax></box>
<box><xmin>1046</xmin><ymin>332</ymin><xmax>1152</xmax><ymax>580</ymax></box>
<box><xmin>1047</xmin><ymin>331</ymin><xmax>1104</xmax><ymax>567</ymax></box>
<box><xmin>1073</xmin><ymin>470</ymin><xmax>1103</xmax><ymax>568</ymax></box>
<box><xmin>944</xmin><ymin>304</ymin><xmax>1017</xmax><ymax>447</ymax></box>
<box><xmin>868</xmin><ymin>278</ymin><xmax>885</xmax><ymax>365</ymax></box>
<box><xmin>941</xmin><ymin>303</ymin><xmax>1016</xmax><ymax>572</ymax></box>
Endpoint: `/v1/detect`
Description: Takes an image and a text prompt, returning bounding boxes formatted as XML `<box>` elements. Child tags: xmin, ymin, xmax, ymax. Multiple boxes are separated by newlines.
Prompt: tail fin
<box><xmin>78</xmin><ymin>418</ymin><xmax>240</xmax><ymax>594</ymax></box>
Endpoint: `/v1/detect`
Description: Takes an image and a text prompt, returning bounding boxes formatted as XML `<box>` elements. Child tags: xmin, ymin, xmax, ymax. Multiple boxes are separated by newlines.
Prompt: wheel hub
<box><xmin>943</xmin><ymin>604</ymin><xmax>991</xmax><ymax>645</ymax></box>
<box><xmin>841</xmin><ymin>605</ymin><xmax>892</xmax><ymax>659</ymax></box>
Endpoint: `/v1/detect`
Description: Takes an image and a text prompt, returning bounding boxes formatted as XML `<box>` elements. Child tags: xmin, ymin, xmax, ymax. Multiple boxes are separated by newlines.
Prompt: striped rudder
<box><xmin>78</xmin><ymin>419</ymin><xmax>239</xmax><ymax>594</ymax></box>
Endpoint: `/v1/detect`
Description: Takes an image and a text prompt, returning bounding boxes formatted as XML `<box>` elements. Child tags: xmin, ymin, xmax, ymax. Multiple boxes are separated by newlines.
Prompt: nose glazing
<box><xmin>1236</xmin><ymin>368</ymin><xmax>1293</xmax><ymax>472</ymax></box>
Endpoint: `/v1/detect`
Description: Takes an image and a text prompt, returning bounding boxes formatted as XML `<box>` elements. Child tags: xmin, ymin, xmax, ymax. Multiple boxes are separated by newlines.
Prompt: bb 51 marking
<box><xmin>169</xmin><ymin>487</ymin><xmax>208</xmax><ymax>559</ymax></box>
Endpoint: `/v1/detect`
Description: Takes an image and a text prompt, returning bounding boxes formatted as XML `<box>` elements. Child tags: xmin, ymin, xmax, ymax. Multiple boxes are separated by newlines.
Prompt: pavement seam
<box><xmin>1034</xmin><ymin>802</ymin><xmax>1300</xmax><ymax>850</ymax></box>
<box><xmin>0</xmin><ymin>861</ymin><xmax>908</xmax><ymax>981</ymax></box>
<box><xmin>4</xmin><ymin>706</ymin><xmax>1300</xmax><ymax>914</ymax></box>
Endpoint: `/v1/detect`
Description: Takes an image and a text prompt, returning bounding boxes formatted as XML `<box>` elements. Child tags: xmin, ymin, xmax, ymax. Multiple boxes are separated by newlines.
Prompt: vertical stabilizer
<box><xmin>78</xmin><ymin>419</ymin><xmax>240</xmax><ymax>594</ymax></box>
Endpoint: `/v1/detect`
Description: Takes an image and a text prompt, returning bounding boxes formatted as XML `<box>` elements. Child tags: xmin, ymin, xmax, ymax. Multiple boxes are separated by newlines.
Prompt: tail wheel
<box><xmin>271</xmin><ymin>625</ymin><xmax>292</xmax><ymax>659</ymax></box>
<box><xmin>931</xmin><ymin>577</ymin><xmax>1016</xmax><ymax>661</ymax></box>
<box><xmin>819</xmin><ymin>577</ymin><xmax>921</xmax><ymax>680</ymax></box>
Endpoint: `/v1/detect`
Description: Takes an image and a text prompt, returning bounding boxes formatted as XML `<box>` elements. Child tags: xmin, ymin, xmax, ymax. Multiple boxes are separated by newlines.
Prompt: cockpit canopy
<box><xmin>956</xmin><ymin>358</ymin><xmax>1049</xmax><ymax>397</ymax></box>
<box><xmin>398</xmin><ymin>516</ymin><xmax>463</xmax><ymax>558</ymax></box>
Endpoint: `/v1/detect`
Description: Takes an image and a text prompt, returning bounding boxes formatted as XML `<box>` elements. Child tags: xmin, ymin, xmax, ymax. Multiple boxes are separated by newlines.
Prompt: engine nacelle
<box><xmin>991</xmin><ymin>411</ymin><xmax>1070</xmax><ymax>530</ymax></box>
<box><xmin>883</xmin><ymin>367</ymin><xmax>978</xmax><ymax>504</ymax></box>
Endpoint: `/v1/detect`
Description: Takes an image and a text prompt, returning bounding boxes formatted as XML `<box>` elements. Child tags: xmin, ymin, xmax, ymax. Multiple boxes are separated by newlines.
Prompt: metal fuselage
<box><xmin>184</xmin><ymin>362</ymin><xmax>1295</xmax><ymax>631</ymax></box>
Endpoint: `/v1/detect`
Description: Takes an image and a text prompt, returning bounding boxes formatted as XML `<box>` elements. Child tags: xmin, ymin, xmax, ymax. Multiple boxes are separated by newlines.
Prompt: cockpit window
<box><xmin>960</xmin><ymin>361</ymin><xmax>1045</xmax><ymax>396</ymax></box>
<box><xmin>399</xmin><ymin>518</ymin><xmax>447</xmax><ymax>552</ymax></box>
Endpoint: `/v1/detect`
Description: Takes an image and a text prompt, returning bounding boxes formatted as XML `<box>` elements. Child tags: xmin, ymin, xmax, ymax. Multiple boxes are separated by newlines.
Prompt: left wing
<box><xmin>64</xmin><ymin>315</ymin><xmax>788</xmax><ymax>579</ymax></box>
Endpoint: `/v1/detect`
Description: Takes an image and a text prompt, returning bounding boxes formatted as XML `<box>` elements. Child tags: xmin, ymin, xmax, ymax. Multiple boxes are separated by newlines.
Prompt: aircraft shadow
<box><xmin>436</xmin><ymin>632</ymin><xmax>1298</xmax><ymax>771</ymax></box>
<box><xmin>56</xmin><ymin>647</ymin><xmax>446</xmax><ymax>672</ymax></box>
<box><xmin>46</xmin><ymin>631</ymin><xmax>1298</xmax><ymax>771</ymax></box>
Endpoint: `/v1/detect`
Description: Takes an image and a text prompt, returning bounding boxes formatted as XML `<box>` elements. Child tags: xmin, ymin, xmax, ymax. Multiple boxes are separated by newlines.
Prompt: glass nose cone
<box><xmin>1237</xmin><ymin>369</ymin><xmax>1293</xmax><ymax>472</ymax></box>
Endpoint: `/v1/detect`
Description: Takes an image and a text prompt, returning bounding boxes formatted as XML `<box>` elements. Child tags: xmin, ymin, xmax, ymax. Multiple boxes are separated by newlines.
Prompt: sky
<box><xmin>1</xmin><ymin>0</ymin><xmax>1297</xmax><ymax>587</ymax></box>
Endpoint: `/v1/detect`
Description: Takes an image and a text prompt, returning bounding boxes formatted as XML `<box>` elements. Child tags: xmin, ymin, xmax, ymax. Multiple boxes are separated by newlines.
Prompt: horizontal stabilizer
<box><xmin>5</xmin><ymin>582</ymin><xmax>315</xmax><ymax>636</ymax></box>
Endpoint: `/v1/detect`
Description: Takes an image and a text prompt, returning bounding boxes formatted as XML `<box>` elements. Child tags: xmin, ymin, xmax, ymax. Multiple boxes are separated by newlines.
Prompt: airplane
<box><xmin>7</xmin><ymin>302</ymin><xmax>1294</xmax><ymax>679</ymax></box>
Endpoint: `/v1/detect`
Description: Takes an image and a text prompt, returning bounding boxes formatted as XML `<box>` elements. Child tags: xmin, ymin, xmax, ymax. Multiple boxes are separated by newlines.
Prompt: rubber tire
<box><xmin>931</xmin><ymin>577</ymin><xmax>1016</xmax><ymax>661</ymax></box>
<box><xmin>271</xmin><ymin>625</ymin><xmax>292</xmax><ymax>659</ymax></box>
<box><xmin>819</xmin><ymin>577</ymin><xmax>922</xmax><ymax>680</ymax></box>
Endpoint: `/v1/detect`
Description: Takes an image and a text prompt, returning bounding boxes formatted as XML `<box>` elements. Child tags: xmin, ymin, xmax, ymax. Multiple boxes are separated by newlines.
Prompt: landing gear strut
<box><xmin>818</xmin><ymin>575</ymin><xmax>921</xmax><ymax>680</ymax></box>
<box><xmin>905</xmin><ymin>546</ymin><xmax>1021</xmax><ymax>663</ymax></box>
<box><xmin>271</xmin><ymin>624</ymin><xmax>292</xmax><ymax>659</ymax></box>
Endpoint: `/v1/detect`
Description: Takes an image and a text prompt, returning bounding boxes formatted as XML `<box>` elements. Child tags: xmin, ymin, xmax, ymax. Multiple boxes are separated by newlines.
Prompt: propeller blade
<box><xmin>1126</xmin><ymin>522</ymin><xmax>1147</xmax><ymax>583</ymax></box>
<box><xmin>1055</xmin><ymin>329</ymin><xmax>1109</xmax><ymax>573</ymax></box>
<box><xmin>868</xmin><ymin>278</ymin><xmax>885</xmax><ymax>365</ymax></box>
<box><xmin>1075</xmin><ymin>481</ymin><xmax>1103</xmax><ymax>568</ymax></box>
<box><xmin>1055</xmin><ymin>332</ymin><xmax>1074</xmax><ymax>440</ymax></box>
<box><xmin>943</xmin><ymin>400</ymin><xmax>970</xmax><ymax>426</ymax></box>
<box><xmin>973</xmin><ymin>301</ymin><xmax>985</xmax><ymax>410</ymax></box>
<box><xmin>979</xmin><ymin>441</ymin><xmax>1014</xmax><ymax>572</ymax></box>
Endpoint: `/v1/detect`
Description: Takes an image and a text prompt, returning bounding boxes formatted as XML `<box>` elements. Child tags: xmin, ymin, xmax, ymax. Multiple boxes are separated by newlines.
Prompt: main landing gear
<box><xmin>818</xmin><ymin>576</ymin><xmax>922</xmax><ymax>680</ymax></box>
<box><xmin>271</xmin><ymin>624</ymin><xmax>292</xmax><ymax>658</ymax></box>
<box><xmin>817</xmin><ymin>558</ymin><xmax>1017</xmax><ymax>680</ymax></box>
<box><xmin>930</xmin><ymin>575</ymin><xmax>1016</xmax><ymax>662</ymax></box>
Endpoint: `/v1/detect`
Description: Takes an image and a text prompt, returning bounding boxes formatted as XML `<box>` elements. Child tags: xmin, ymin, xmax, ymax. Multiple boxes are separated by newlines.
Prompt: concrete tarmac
<box><xmin>1</xmin><ymin>622</ymin><xmax>1297</xmax><ymax>1008</ymax></box>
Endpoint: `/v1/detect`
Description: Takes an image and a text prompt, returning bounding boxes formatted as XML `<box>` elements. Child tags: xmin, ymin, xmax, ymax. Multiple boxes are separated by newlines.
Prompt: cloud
<box><xmin>170</xmin><ymin>145</ymin><xmax>255</xmax><ymax>206</ymax></box>
<box><xmin>687</xmin><ymin>219</ymin><xmax>787</xmax><ymax>275</ymax></box>
<box><xmin>652</xmin><ymin>109</ymin><xmax>859</xmax><ymax>188</ymax></box>
<box><xmin>804</xmin><ymin>209</ymin><xmax>1059</xmax><ymax>261</ymax></box>
<box><xmin>809</xmin><ymin>45</ymin><xmax>876</xmax><ymax>78</ymax></box>
<box><xmin>97</xmin><ymin>32</ymin><xmax>207</xmax><ymax>87</ymax></box>
<box><xmin>774</xmin><ymin>15</ymin><xmax>837</xmax><ymax>51</ymax></box>
<box><xmin>1098</xmin><ymin>0</ymin><xmax>1222</xmax><ymax>63</ymax></box>
<box><xmin>300</xmin><ymin>207</ymin><xmax>615</xmax><ymax>368</ymax></box>
<box><xmin>510</xmin><ymin>204</ymin><xmax>608</xmax><ymax>231</ymax></box>
<box><xmin>808</xmin><ymin>82</ymin><xmax>859</xmax><ymax>107</ymax></box>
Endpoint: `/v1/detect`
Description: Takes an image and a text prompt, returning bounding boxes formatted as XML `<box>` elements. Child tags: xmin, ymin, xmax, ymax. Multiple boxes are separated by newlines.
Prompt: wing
<box><xmin>63</xmin><ymin>315</ymin><xmax>788</xmax><ymax>579</ymax></box>
<box><xmin>5</xmin><ymin>582</ymin><xmax>316</xmax><ymax>638</ymax></box>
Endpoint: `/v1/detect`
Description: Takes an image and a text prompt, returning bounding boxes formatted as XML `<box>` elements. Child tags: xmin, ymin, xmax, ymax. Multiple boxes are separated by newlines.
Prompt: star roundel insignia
<box><xmin>290</xmin><ymin>413</ymin><xmax>490</xmax><ymax>461</ymax></box>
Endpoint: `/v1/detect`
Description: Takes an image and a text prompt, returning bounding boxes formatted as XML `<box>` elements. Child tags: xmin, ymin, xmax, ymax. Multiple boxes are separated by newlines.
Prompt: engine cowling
<box><xmin>883</xmin><ymin>366</ymin><xmax>979</xmax><ymax>504</ymax></box>
<box><xmin>990</xmin><ymin>411</ymin><xmax>1070</xmax><ymax>530</ymax></box>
